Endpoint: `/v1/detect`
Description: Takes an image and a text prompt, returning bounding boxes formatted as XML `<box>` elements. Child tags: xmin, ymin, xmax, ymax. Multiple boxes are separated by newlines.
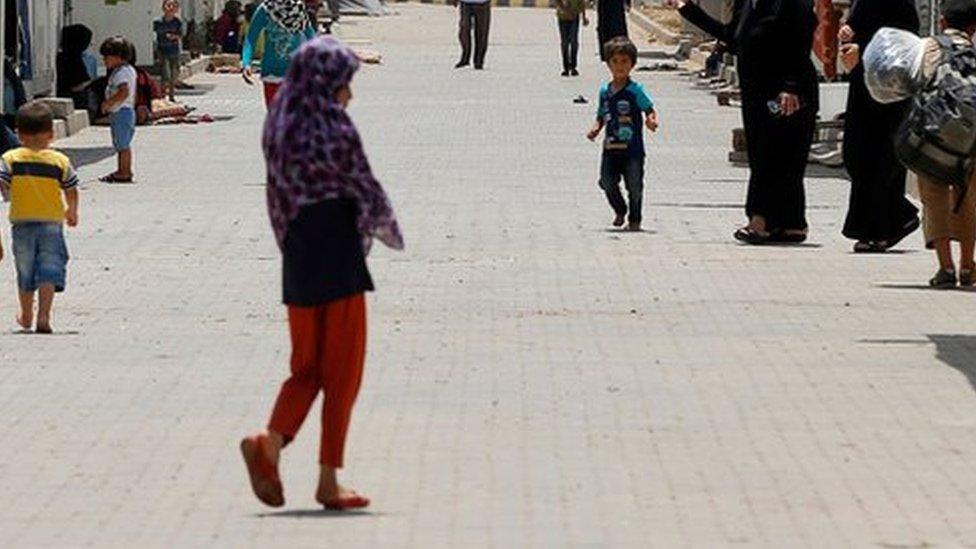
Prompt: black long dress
<box><xmin>597</xmin><ymin>0</ymin><xmax>629</xmax><ymax>59</ymax></box>
<box><xmin>841</xmin><ymin>0</ymin><xmax>920</xmax><ymax>244</ymax></box>
<box><xmin>681</xmin><ymin>0</ymin><xmax>819</xmax><ymax>232</ymax></box>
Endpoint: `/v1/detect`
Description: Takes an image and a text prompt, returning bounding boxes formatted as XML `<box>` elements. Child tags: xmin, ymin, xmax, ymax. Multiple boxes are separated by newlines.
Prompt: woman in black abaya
<box><xmin>676</xmin><ymin>0</ymin><xmax>819</xmax><ymax>244</ymax></box>
<box><xmin>839</xmin><ymin>0</ymin><xmax>921</xmax><ymax>252</ymax></box>
<box><xmin>597</xmin><ymin>0</ymin><xmax>629</xmax><ymax>58</ymax></box>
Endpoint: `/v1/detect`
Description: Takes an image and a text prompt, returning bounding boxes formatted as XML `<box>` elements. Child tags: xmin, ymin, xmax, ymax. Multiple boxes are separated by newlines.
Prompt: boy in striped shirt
<box><xmin>0</xmin><ymin>102</ymin><xmax>79</xmax><ymax>333</ymax></box>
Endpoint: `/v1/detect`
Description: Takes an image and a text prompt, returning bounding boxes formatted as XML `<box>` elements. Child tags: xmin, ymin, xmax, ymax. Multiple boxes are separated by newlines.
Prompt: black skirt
<box><xmin>282</xmin><ymin>198</ymin><xmax>374</xmax><ymax>307</ymax></box>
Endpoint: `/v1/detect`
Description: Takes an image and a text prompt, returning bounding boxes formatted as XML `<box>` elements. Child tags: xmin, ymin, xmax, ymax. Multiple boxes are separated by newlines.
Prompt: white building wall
<box><xmin>71</xmin><ymin>0</ymin><xmax>156</xmax><ymax>67</ymax></box>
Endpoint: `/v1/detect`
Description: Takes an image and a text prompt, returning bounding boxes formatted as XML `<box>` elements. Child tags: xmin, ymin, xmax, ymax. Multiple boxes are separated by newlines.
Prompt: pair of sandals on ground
<box><xmin>240</xmin><ymin>433</ymin><xmax>370</xmax><ymax>511</ymax></box>
<box><xmin>733</xmin><ymin>216</ymin><xmax>921</xmax><ymax>249</ymax></box>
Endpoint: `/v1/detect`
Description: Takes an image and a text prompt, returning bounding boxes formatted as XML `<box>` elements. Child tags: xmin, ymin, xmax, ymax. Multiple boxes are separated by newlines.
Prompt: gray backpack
<box><xmin>894</xmin><ymin>34</ymin><xmax>976</xmax><ymax>199</ymax></box>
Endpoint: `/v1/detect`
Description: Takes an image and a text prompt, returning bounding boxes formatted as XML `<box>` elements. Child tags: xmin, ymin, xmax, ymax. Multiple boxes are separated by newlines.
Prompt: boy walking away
<box><xmin>912</xmin><ymin>0</ymin><xmax>976</xmax><ymax>288</ymax></box>
<box><xmin>587</xmin><ymin>37</ymin><xmax>658</xmax><ymax>231</ymax></box>
<box><xmin>0</xmin><ymin>102</ymin><xmax>79</xmax><ymax>333</ymax></box>
<box><xmin>154</xmin><ymin>0</ymin><xmax>184</xmax><ymax>102</ymax></box>
<box><xmin>556</xmin><ymin>0</ymin><xmax>588</xmax><ymax>76</ymax></box>
<box><xmin>99</xmin><ymin>37</ymin><xmax>137</xmax><ymax>184</ymax></box>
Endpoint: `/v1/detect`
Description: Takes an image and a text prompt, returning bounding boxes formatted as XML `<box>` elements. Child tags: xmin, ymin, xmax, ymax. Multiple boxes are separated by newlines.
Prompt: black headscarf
<box><xmin>56</xmin><ymin>24</ymin><xmax>94</xmax><ymax>97</ymax></box>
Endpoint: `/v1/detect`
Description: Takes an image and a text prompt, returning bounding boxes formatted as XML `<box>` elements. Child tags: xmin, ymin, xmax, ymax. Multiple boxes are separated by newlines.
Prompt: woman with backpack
<box><xmin>838</xmin><ymin>0</ymin><xmax>921</xmax><ymax>253</ymax></box>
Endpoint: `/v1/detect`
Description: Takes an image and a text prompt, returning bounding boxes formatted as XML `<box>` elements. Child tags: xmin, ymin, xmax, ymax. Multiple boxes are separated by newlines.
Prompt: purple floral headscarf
<box><xmin>263</xmin><ymin>36</ymin><xmax>404</xmax><ymax>254</ymax></box>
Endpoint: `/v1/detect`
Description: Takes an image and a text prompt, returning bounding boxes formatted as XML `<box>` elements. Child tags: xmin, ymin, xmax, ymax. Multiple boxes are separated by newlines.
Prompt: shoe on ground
<box><xmin>571</xmin><ymin>68</ymin><xmax>579</xmax><ymax>76</ymax></box>
<box><xmin>455</xmin><ymin>61</ymin><xmax>470</xmax><ymax>69</ymax></box>
<box><xmin>627</xmin><ymin>222</ymin><xmax>641</xmax><ymax>232</ymax></box>
<box><xmin>561</xmin><ymin>69</ymin><xmax>570</xmax><ymax>77</ymax></box>
<box><xmin>612</xmin><ymin>214</ymin><xmax>626</xmax><ymax>227</ymax></box>
<box><xmin>960</xmin><ymin>269</ymin><xmax>974</xmax><ymax>287</ymax></box>
<box><xmin>930</xmin><ymin>268</ymin><xmax>957</xmax><ymax>289</ymax></box>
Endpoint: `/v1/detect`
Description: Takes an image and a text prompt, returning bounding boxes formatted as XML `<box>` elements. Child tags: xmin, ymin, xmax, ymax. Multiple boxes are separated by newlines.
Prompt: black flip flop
<box><xmin>99</xmin><ymin>173</ymin><xmax>134</xmax><ymax>184</ymax></box>
<box><xmin>733</xmin><ymin>227</ymin><xmax>770</xmax><ymax>245</ymax></box>
<box><xmin>769</xmin><ymin>230</ymin><xmax>807</xmax><ymax>244</ymax></box>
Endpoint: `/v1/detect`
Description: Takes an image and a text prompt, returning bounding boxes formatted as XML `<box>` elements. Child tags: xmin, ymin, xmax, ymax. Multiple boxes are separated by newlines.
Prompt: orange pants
<box><xmin>268</xmin><ymin>294</ymin><xmax>366</xmax><ymax>468</ymax></box>
<box><xmin>263</xmin><ymin>82</ymin><xmax>281</xmax><ymax>107</ymax></box>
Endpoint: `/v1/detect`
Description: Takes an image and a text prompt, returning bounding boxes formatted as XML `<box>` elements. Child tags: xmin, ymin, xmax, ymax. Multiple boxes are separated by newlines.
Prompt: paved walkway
<box><xmin>2</xmin><ymin>5</ymin><xmax>976</xmax><ymax>547</ymax></box>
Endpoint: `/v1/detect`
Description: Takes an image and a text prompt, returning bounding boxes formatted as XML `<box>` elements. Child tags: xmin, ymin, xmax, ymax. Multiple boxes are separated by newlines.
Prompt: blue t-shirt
<box><xmin>154</xmin><ymin>17</ymin><xmax>183</xmax><ymax>58</ymax></box>
<box><xmin>597</xmin><ymin>79</ymin><xmax>655</xmax><ymax>158</ymax></box>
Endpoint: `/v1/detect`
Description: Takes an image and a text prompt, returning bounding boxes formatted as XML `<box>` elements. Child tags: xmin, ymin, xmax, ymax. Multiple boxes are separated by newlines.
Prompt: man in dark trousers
<box><xmin>674</xmin><ymin>0</ymin><xmax>819</xmax><ymax>244</ymax></box>
<box><xmin>452</xmin><ymin>0</ymin><xmax>491</xmax><ymax>69</ymax></box>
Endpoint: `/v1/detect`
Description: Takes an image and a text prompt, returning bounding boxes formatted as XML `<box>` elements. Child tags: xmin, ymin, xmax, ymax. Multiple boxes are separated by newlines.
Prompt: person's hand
<box><xmin>587</xmin><ymin>126</ymin><xmax>601</xmax><ymax>141</ymax></box>
<box><xmin>838</xmin><ymin>24</ymin><xmax>855</xmax><ymax>43</ymax></box>
<box><xmin>646</xmin><ymin>112</ymin><xmax>659</xmax><ymax>132</ymax></box>
<box><xmin>65</xmin><ymin>209</ymin><xmax>78</xmax><ymax>227</ymax></box>
<box><xmin>242</xmin><ymin>67</ymin><xmax>255</xmax><ymax>85</ymax></box>
<box><xmin>840</xmin><ymin>43</ymin><xmax>860</xmax><ymax>71</ymax></box>
<box><xmin>778</xmin><ymin>92</ymin><xmax>800</xmax><ymax>117</ymax></box>
<box><xmin>100</xmin><ymin>101</ymin><xmax>111</xmax><ymax>113</ymax></box>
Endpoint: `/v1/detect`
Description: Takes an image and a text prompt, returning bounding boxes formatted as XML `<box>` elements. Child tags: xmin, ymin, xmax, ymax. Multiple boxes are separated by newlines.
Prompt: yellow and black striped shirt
<box><xmin>0</xmin><ymin>147</ymin><xmax>78</xmax><ymax>223</ymax></box>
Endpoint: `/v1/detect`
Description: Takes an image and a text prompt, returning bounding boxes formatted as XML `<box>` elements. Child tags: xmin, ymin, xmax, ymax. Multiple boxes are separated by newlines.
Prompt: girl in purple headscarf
<box><xmin>240</xmin><ymin>36</ymin><xmax>403</xmax><ymax>511</ymax></box>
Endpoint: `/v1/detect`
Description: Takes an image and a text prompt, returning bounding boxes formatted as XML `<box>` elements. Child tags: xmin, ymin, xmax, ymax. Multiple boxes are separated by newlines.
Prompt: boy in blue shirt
<box><xmin>154</xmin><ymin>0</ymin><xmax>184</xmax><ymax>102</ymax></box>
<box><xmin>588</xmin><ymin>36</ymin><xmax>658</xmax><ymax>231</ymax></box>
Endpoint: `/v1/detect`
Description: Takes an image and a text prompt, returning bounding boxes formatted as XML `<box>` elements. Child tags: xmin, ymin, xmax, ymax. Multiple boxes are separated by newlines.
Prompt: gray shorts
<box><xmin>160</xmin><ymin>55</ymin><xmax>181</xmax><ymax>84</ymax></box>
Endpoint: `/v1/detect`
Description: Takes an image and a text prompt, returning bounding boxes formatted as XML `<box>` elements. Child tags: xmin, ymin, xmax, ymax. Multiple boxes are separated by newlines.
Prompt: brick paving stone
<box><xmin>1</xmin><ymin>4</ymin><xmax>976</xmax><ymax>548</ymax></box>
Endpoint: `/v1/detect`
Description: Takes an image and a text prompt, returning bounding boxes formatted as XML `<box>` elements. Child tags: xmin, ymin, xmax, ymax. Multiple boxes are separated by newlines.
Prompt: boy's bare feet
<box><xmin>612</xmin><ymin>214</ymin><xmax>625</xmax><ymax>227</ymax></box>
<box><xmin>16</xmin><ymin>313</ymin><xmax>31</xmax><ymax>331</ymax></box>
<box><xmin>35</xmin><ymin>319</ymin><xmax>52</xmax><ymax>334</ymax></box>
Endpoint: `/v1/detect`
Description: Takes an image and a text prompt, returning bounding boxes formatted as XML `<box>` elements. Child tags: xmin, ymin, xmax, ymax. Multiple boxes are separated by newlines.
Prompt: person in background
<box><xmin>155</xmin><ymin>0</ymin><xmax>185</xmax><ymax>102</ymax></box>
<box><xmin>597</xmin><ymin>0</ymin><xmax>629</xmax><ymax>61</ymax></box>
<box><xmin>99</xmin><ymin>37</ymin><xmax>138</xmax><ymax>183</ymax></box>
<box><xmin>215</xmin><ymin>0</ymin><xmax>244</xmax><ymax>54</ymax></box>
<box><xmin>450</xmin><ymin>0</ymin><xmax>491</xmax><ymax>70</ymax></box>
<box><xmin>56</xmin><ymin>25</ymin><xmax>97</xmax><ymax>106</ymax></box>
<box><xmin>675</xmin><ymin>0</ymin><xmax>819</xmax><ymax>244</ymax></box>
<box><xmin>556</xmin><ymin>0</ymin><xmax>589</xmax><ymax>76</ymax></box>
<box><xmin>242</xmin><ymin>0</ymin><xmax>316</xmax><ymax>106</ymax></box>
<box><xmin>909</xmin><ymin>0</ymin><xmax>976</xmax><ymax>288</ymax></box>
<box><xmin>838</xmin><ymin>0</ymin><xmax>921</xmax><ymax>253</ymax></box>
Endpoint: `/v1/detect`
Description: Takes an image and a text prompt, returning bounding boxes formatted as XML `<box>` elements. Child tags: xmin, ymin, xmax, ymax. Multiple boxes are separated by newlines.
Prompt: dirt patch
<box><xmin>639</xmin><ymin>5</ymin><xmax>684</xmax><ymax>34</ymax></box>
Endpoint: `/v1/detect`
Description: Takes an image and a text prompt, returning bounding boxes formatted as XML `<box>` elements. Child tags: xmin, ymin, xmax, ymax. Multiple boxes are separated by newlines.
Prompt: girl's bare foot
<box><xmin>316</xmin><ymin>484</ymin><xmax>370</xmax><ymax>510</ymax></box>
<box><xmin>316</xmin><ymin>467</ymin><xmax>370</xmax><ymax>510</ymax></box>
<box><xmin>35</xmin><ymin>319</ymin><xmax>52</xmax><ymax>334</ymax></box>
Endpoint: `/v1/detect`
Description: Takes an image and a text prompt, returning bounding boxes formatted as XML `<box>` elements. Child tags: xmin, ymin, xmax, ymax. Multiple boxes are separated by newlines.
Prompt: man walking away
<box><xmin>452</xmin><ymin>0</ymin><xmax>491</xmax><ymax>70</ymax></box>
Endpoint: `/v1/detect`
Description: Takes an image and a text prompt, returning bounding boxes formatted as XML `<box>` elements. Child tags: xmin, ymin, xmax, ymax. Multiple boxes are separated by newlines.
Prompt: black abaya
<box><xmin>597</xmin><ymin>0</ymin><xmax>629</xmax><ymax>58</ymax></box>
<box><xmin>841</xmin><ymin>0</ymin><xmax>920</xmax><ymax>243</ymax></box>
<box><xmin>681</xmin><ymin>0</ymin><xmax>819</xmax><ymax>232</ymax></box>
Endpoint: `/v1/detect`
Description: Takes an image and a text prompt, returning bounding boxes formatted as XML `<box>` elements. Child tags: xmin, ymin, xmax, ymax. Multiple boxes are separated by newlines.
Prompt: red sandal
<box><xmin>240</xmin><ymin>434</ymin><xmax>284</xmax><ymax>508</ymax></box>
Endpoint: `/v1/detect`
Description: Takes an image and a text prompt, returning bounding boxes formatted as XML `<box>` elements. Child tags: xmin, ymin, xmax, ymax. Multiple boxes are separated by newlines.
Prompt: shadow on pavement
<box><xmin>877</xmin><ymin>283</ymin><xmax>976</xmax><ymax>292</ymax></box>
<box><xmin>929</xmin><ymin>334</ymin><xmax>976</xmax><ymax>393</ymax></box>
<box><xmin>254</xmin><ymin>508</ymin><xmax>383</xmax><ymax>519</ymax></box>
<box><xmin>59</xmin><ymin>147</ymin><xmax>116</xmax><ymax>169</ymax></box>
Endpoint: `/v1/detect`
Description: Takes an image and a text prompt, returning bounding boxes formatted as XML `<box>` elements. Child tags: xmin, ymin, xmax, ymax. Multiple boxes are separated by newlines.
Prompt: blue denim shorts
<box><xmin>111</xmin><ymin>107</ymin><xmax>136</xmax><ymax>152</ymax></box>
<box><xmin>12</xmin><ymin>222</ymin><xmax>69</xmax><ymax>293</ymax></box>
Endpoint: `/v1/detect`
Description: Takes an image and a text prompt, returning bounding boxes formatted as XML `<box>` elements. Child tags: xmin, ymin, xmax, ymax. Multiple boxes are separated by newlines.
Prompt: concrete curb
<box><xmin>628</xmin><ymin>9</ymin><xmax>682</xmax><ymax>45</ymax></box>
